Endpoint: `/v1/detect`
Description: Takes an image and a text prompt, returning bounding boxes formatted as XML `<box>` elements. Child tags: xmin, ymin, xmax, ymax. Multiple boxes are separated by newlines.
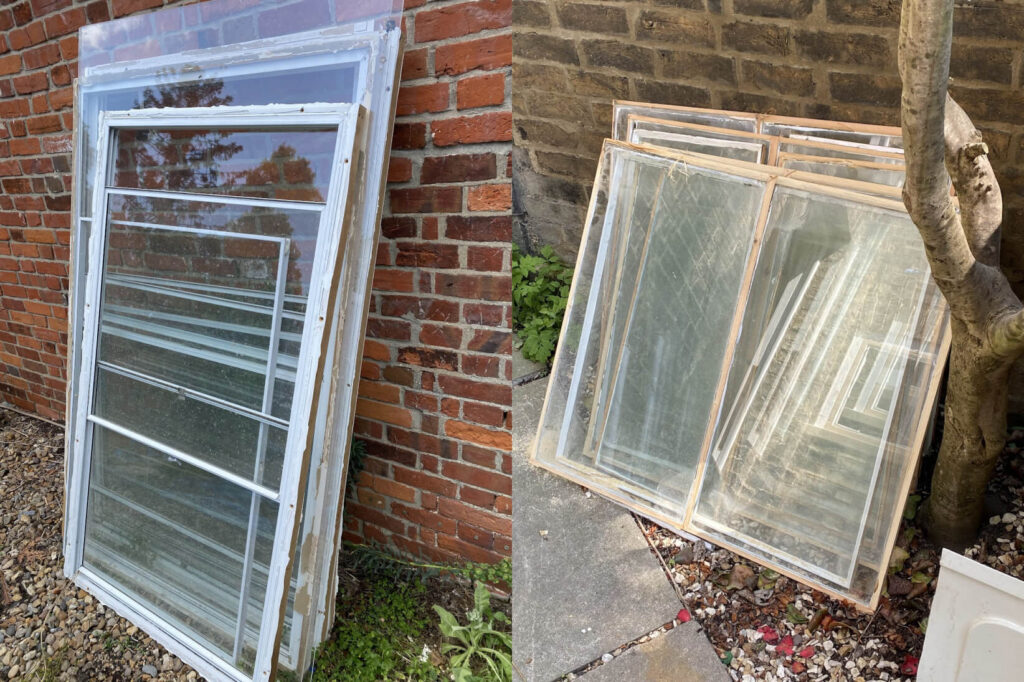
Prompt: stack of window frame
<box><xmin>63</xmin><ymin>2</ymin><xmax>403</xmax><ymax>680</ymax></box>
<box><xmin>531</xmin><ymin>102</ymin><xmax>951</xmax><ymax>610</ymax></box>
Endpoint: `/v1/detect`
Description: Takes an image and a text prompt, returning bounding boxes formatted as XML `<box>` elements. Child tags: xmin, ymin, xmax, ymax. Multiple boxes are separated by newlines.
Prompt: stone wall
<box><xmin>512</xmin><ymin>0</ymin><xmax>1024</xmax><ymax>295</ymax></box>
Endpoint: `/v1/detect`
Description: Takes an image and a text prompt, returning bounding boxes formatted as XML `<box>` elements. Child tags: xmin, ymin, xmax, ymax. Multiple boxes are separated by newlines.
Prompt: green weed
<box><xmin>434</xmin><ymin>582</ymin><xmax>512</xmax><ymax>682</ymax></box>
<box><xmin>512</xmin><ymin>245</ymin><xmax>573</xmax><ymax>365</ymax></box>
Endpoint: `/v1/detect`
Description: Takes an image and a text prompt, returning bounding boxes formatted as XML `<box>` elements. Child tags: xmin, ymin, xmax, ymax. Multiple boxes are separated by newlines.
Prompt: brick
<box><xmin>463</xmin><ymin>303</ymin><xmax>505</xmax><ymax>326</ymax></box>
<box><xmin>826</xmin><ymin>0</ymin><xmax>901</xmax><ymax>28</ymax></box>
<box><xmin>633</xmin><ymin>80</ymin><xmax>711</xmax><ymax>108</ymax></box>
<box><xmin>390</xmin><ymin>186</ymin><xmax>463</xmax><ymax>213</ymax></box>
<box><xmin>950</xmin><ymin>44</ymin><xmax>1014</xmax><ymax>85</ymax></box>
<box><xmin>466</xmin><ymin>245</ymin><xmax>504</xmax><ymax>272</ymax></box>
<box><xmin>381</xmin><ymin>295</ymin><xmax>460</xmax><ymax>322</ymax></box>
<box><xmin>556</xmin><ymin>2</ymin><xmax>628</xmax><ymax>34</ymax></box>
<box><xmin>357</xmin><ymin>397</ymin><xmax>414</xmax><ymax>428</ymax></box>
<box><xmin>722</xmin><ymin>22</ymin><xmax>791</xmax><ymax>56</ymax></box>
<box><xmin>434</xmin><ymin>272</ymin><xmax>510</xmax><ymax>302</ymax></box>
<box><xmin>387</xmin><ymin>156</ymin><xmax>413</xmax><ymax>183</ymax></box>
<box><xmin>0</xmin><ymin>55</ymin><xmax>21</xmax><ymax>76</ymax></box>
<box><xmin>581</xmin><ymin>39</ymin><xmax>656</xmax><ymax>73</ymax></box>
<box><xmin>438</xmin><ymin>374</ymin><xmax>511</xmax><ymax>405</ymax></box>
<box><xmin>392</xmin><ymin>122</ymin><xmax>427</xmax><ymax>149</ymax></box>
<box><xmin>398</xmin><ymin>346</ymin><xmax>458</xmax><ymax>370</ymax></box>
<box><xmin>396</xmin><ymin>82</ymin><xmax>450</xmax><ymax>116</ymax></box>
<box><xmin>445</xmin><ymin>215</ymin><xmax>512</xmax><ymax>241</ymax></box>
<box><xmin>735</xmin><ymin>0</ymin><xmax>814</xmax><ymax>19</ymax></box>
<box><xmin>358</xmin><ymin>380</ymin><xmax>401</xmax><ymax>404</ymax></box>
<box><xmin>742</xmin><ymin>61</ymin><xmax>815</xmax><ymax>97</ymax></box>
<box><xmin>829</xmin><ymin>72</ymin><xmax>902</xmax><ymax>107</ymax></box>
<box><xmin>514</xmin><ymin>0</ymin><xmax>551</xmax><ymax>28</ymax></box>
<box><xmin>793</xmin><ymin>30</ymin><xmax>892</xmax><ymax>68</ymax></box>
<box><xmin>512</xmin><ymin>32</ymin><xmax>579</xmax><ymax>65</ymax></box>
<box><xmin>419</xmin><ymin>323</ymin><xmax>462</xmax><ymax>349</ymax></box>
<box><xmin>462</xmin><ymin>354</ymin><xmax>501</xmax><ymax>378</ymax></box>
<box><xmin>395</xmin><ymin>242</ymin><xmax>460</xmax><ymax>268</ymax></box>
<box><xmin>110</xmin><ymin>0</ymin><xmax>163</xmax><ymax>18</ymax></box>
<box><xmin>367</xmin><ymin>474</ymin><xmax>418</xmax><ymax>503</ymax></box>
<box><xmin>435</xmin><ymin>34</ymin><xmax>512</xmax><ymax>75</ymax></box>
<box><xmin>437</xmin><ymin>533</ymin><xmax>504</xmax><ymax>564</ymax></box>
<box><xmin>421</xmin><ymin>153</ymin><xmax>496</xmax><ymax>184</ymax></box>
<box><xmin>467</xmin><ymin>329</ymin><xmax>510</xmax><ymax>353</ymax></box>
<box><xmin>659</xmin><ymin>51</ymin><xmax>736</xmax><ymax>85</ymax></box>
<box><xmin>635</xmin><ymin>11</ymin><xmax>714</xmax><ymax>46</ymax></box>
<box><xmin>414</xmin><ymin>0</ymin><xmax>511</xmax><ymax>43</ymax></box>
<box><xmin>431</xmin><ymin>112</ymin><xmax>513</xmax><ymax>146</ymax></box>
<box><xmin>954</xmin><ymin>4</ymin><xmax>1024</xmax><ymax>41</ymax></box>
<box><xmin>365</xmin><ymin>317</ymin><xmax>412</xmax><ymax>340</ymax></box>
<box><xmin>393</xmin><ymin>466</ymin><xmax>458</xmax><ymax>497</ymax></box>
<box><xmin>391</xmin><ymin>503</ymin><xmax>457</xmax><ymax>534</ymax></box>
<box><xmin>13</xmin><ymin>72</ymin><xmax>47</xmax><ymax>95</ymax></box>
<box><xmin>456</xmin><ymin>72</ymin><xmax>505</xmax><ymax>110</ymax></box>
<box><xmin>402</xmin><ymin>48</ymin><xmax>429</xmax><ymax>81</ymax></box>
<box><xmin>467</xmin><ymin>183</ymin><xmax>511</xmax><ymax>212</ymax></box>
<box><xmin>441</xmin><ymin>460</ymin><xmax>512</xmax><ymax>494</ymax></box>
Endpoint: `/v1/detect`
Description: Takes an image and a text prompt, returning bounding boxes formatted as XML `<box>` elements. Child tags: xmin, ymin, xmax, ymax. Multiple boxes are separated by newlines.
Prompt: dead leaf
<box><xmin>808</xmin><ymin>608</ymin><xmax>828</xmax><ymax>632</ymax></box>
<box><xmin>887</xmin><ymin>574</ymin><xmax>912</xmax><ymax>597</ymax></box>
<box><xmin>889</xmin><ymin>546</ymin><xmax>910</xmax><ymax>573</ymax></box>
<box><xmin>727</xmin><ymin>564</ymin><xmax>756</xmax><ymax>591</ymax></box>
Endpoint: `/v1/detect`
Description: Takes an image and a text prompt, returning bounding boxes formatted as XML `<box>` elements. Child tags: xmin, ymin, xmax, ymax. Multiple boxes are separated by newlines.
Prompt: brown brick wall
<box><xmin>0</xmin><ymin>0</ymin><xmax>512</xmax><ymax>564</ymax></box>
<box><xmin>511</xmin><ymin>0</ymin><xmax>1024</xmax><ymax>296</ymax></box>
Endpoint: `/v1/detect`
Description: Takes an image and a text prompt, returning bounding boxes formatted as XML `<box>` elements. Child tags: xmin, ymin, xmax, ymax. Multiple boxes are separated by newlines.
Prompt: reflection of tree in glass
<box><xmin>109</xmin><ymin>75</ymin><xmax>324</xmax><ymax>301</ymax></box>
<box><xmin>120</xmin><ymin>77</ymin><xmax>241</xmax><ymax>194</ymax></box>
<box><xmin>225</xmin><ymin>144</ymin><xmax>325</xmax><ymax>203</ymax></box>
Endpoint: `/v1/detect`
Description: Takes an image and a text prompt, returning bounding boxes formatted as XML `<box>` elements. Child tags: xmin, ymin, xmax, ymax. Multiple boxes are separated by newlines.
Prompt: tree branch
<box><xmin>944</xmin><ymin>95</ymin><xmax>1003</xmax><ymax>268</ymax></box>
<box><xmin>990</xmin><ymin>306</ymin><xmax>1024</xmax><ymax>357</ymax></box>
<box><xmin>899</xmin><ymin>0</ymin><xmax>976</xmax><ymax>287</ymax></box>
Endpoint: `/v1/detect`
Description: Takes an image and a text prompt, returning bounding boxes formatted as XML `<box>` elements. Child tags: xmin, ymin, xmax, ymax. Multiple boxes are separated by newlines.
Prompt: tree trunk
<box><xmin>922</xmin><ymin>319</ymin><xmax>1013</xmax><ymax>548</ymax></box>
<box><xmin>899</xmin><ymin>0</ymin><xmax>1024</xmax><ymax>549</ymax></box>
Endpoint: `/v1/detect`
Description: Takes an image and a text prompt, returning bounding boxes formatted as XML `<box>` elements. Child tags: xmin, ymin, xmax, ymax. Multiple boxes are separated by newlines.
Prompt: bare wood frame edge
<box><xmin>531</xmin><ymin>138</ymin><xmax>951</xmax><ymax>612</ymax></box>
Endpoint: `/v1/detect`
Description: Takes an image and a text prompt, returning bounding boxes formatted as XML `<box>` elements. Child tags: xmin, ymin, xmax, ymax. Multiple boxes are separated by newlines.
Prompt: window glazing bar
<box><xmin>86</xmin><ymin>414</ymin><xmax>280</xmax><ymax>501</ymax></box>
<box><xmin>107</xmin><ymin>186</ymin><xmax>326</xmax><ymax>212</ymax></box>
<box><xmin>106</xmin><ymin>274</ymin><xmax>306</xmax><ymax>322</ymax></box>
<box><xmin>107</xmin><ymin>273</ymin><xmax>307</xmax><ymax>309</ymax></box>
<box><xmin>99</xmin><ymin>320</ymin><xmax>299</xmax><ymax>382</ymax></box>
<box><xmin>96</xmin><ymin>361</ymin><xmax>289</xmax><ymax>429</ymax></box>
<box><xmin>233</xmin><ymin>239</ymin><xmax>291</xmax><ymax>662</ymax></box>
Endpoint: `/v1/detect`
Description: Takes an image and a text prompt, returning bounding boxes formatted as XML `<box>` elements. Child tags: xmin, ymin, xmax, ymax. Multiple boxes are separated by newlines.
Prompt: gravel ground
<box><xmin>0</xmin><ymin>408</ymin><xmax>195</xmax><ymax>681</ymax></box>
<box><xmin>642</xmin><ymin>428</ymin><xmax>1024</xmax><ymax>682</ymax></box>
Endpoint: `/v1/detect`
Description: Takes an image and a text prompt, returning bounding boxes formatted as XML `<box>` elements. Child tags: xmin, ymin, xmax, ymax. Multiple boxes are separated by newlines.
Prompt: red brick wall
<box><xmin>0</xmin><ymin>0</ymin><xmax>513</xmax><ymax>564</ymax></box>
<box><xmin>348</xmin><ymin>0</ymin><xmax>513</xmax><ymax>564</ymax></box>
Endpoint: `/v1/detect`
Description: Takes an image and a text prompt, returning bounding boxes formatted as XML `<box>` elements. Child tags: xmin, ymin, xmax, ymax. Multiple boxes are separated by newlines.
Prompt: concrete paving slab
<box><xmin>512</xmin><ymin>377</ymin><xmax>681</xmax><ymax>681</ymax></box>
<box><xmin>512</xmin><ymin>349</ymin><xmax>548</xmax><ymax>384</ymax></box>
<box><xmin>579</xmin><ymin>622</ymin><xmax>731</xmax><ymax>682</ymax></box>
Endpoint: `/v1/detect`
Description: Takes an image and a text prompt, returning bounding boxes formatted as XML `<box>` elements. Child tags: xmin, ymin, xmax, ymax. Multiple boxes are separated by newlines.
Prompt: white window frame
<box><xmin>64</xmin><ymin>102</ymin><xmax>361</xmax><ymax>682</ymax></box>
<box><xmin>67</xmin><ymin>23</ymin><xmax>402</xmax><ymax>674</ymax></box>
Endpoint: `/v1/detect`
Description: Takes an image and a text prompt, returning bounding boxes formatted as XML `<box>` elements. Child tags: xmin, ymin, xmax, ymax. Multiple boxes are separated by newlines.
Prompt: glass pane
<box><xmin>83</xmin><ymin>426</ymin><xmax>281</xmax><ymax>670</ymax></box>
<box><xmin>108</xmin><ymin>192</ymin><xmax>323</xmax><ymax>296</ymax></box>
<box><xmin>779</xmin><ymin>156</ymin><xmax>906</xmax><ymax>189</ymax></box>
<box><xmin>612</xmin><ymin>102</ymin><xmax>757</xmax><ymax>140</ymax></box>
<box><xmin>629</xmin><ymin>118</ymin><xmax>771</xmax><ymax>163</ymax></box>
<box><xmin>98</xmin><ymin>218</ymin><xmax>295</xmax><ymax>416</ymax></box>
<box><xmin>779</xmin><ymin>140</ymin><xmax>904</xmax><ymax>166</ymax></box>
<box><xmin>113</xmin><ymin>127</ymin><xmax>337</xmax><ymax>201</ymax></box>
<box><xmin>632</xmin><ymin>129</ymin><xmax>764</xmax><ymax>163</ymax></box>
<box><xmin>692</xmin><ymin>187</ymin><xmax>947</xmax><ymax>604</ymax></box>
<box><xmin>93</xmin><ymin>367</ymin><xmax>288</xmax><ymax>489</ymax></box>
<box><xmin>533</xmin><ymin>143</ymin><xmax>768</xmax><ymax>519</ymax></box>
<box><xmin>761</xmin><ymin>121</ymin><xmax>903</xmax><ymax>149</ymax></box>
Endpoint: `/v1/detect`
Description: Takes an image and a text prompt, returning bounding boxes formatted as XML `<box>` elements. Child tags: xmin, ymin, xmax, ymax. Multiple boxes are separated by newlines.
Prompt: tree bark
<box><xmin>900</xmin><ymin>0</ymin><xmax>1024</xmax><ymax>548</ymax></box>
